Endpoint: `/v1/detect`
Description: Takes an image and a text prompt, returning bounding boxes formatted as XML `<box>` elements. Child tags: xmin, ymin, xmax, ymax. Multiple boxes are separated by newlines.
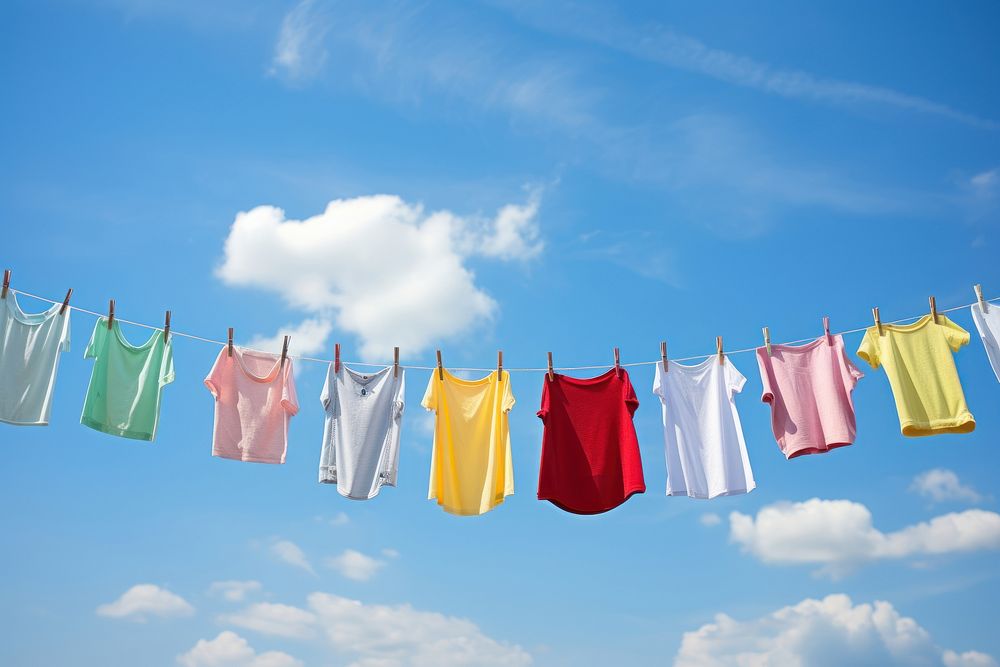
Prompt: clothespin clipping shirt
<box><xmin>497</xmin><ymin>350</ymin><xmax>503</xmax><ymax>381</ymax></box>
<box><xmin>614</xmin><ymin>347</ymin><xmax>621</xmax><ymax>378</ymax></box>
<box><xmin>280</xmin><ymin>335</ymin><xmax>290</xmax><ymax>368</ymax></box>
<box><xmin>107</xmin><ymin>299</ymin><xmax>115</xmax><ymax>330</ymax></box>
<box><xmin>717</xmin><ymin>336</ymin><xmax>724</xmax><ymax>365</ymax></box>
<box><xmin>163</xmin><ymin>311</ymin><xmax>171</xmax><ymax>342</ymax></box>
<box><xmin>929</xmin><ymin>296</ymin><xmax>938</xmax><ymax>323</ymax></box>
<box><xmin>547</xmin><ymin>352</ymin><xmax>554</xmax><ymax>381</ymax></box>
<box><xmin>660</xmin><ymin>341</ymin><xmax>668</xmax><ymax>372</ymax></box>
<box><xmin>393</xmin><ymin>347</ymin><xmax>399</xmax><ymax>378</ymax></box>
<box><xmin>228</xmin><ymin>328</ymin><xmax>234</xmax><ymax>357</ymax></box>
<box><xmin>1</xmin><ymin>269</ymin><xmax>10</xmax><ymax>299</ymax></box>
<box><xmin>762</xmin><ymin>327</ymin><xmax>771</xmax><ymax>356</ymax></box>
<box><xmin>975</xmin><ymin>284</ymin><xmax>987</xmax><ymax>312</ymax></box>
<box><xmin>824</xmin><ymin>316</ymin><xmax>832</xmax><ymax>345</ymax></box>
<box><xmin>60</xmin><ymin>288</ymin><xmax>72</xmax><ymax>316</ymax></box>
<box><xmin>436</xmin><ymin>350</ymin><xmax>443</xmax><ymax>380</ymax></box>
<box><xmin>872</xmin><ymin>307</ymin><xmax>883</xmax><ymax>336</ymax></box>
<box><xmin>334</xmin><ymin>343</ymin><xmax>341</xmax><ymax>373</ymax></box>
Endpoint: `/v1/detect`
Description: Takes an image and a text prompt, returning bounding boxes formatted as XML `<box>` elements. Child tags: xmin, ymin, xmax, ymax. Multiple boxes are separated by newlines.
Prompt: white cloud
<box><xmin>326</xmin><ymin>549</ymin><xmax>386</xmax><ymax>582</ymax></box>
<box><xmin>220</xmin><ymin>603</ymin><xmax>318</xmax><ymax>639</ymax></box>
<box><xmin>245</xmin><ymin>316</ymin><xmax>333</xmax><ymax>357</ymax></box>
<box><xmin>328</xmin><ymin>512</ymin><xmax>351</xmax><ymax>527</ymax></box>
<box><xmin>675</xmin><ymin>593</ymin><xmax>996</xmax><ymax>667</ymax></box>
<box><xmin>699</xmin><ymin>513</ymin><xmax>721</xmax><ymax>527</ymax></box>
<box><xmin>381</xmin><ymin>548</ymin><xmax>400</xmax><ymax>559</ymax></box>
<box><xmin>96</xmin><ymin>584</ymin><xmax>194</xmax><ymax>621</ymax></box>
<box><xmin>308</xmin><ymin>592</ymin><xmax>532</xmax><ymax>666</ymax></box>
<box><xmin>971</xmin><ymin>169</ymin><xmax>998</xmax><ymax>191</ymax></box>
<box><xmin>209</xmin><ymin>581</ymin><xmax>263</xmax><ymax>603</ymax></box>
<box><xmin>910</xmin><ymin>469</ymin><xmax>985</xmax><ymax>504</ymax></box>
<box><xmin>216</xmin><ymin>193</ymin><xmax>542</xmax><ymax>358</ymax></box>
<box><xmin>178</xmin><ymin>630</ymin><xmax>302</xmax><ymax>667</ymax></box>
<box><xmin>270</xmin><ymin>540</ymin><xmax>314</xmax><ymax>575</ymax></box>
<box><xmin>269</xmin><ymin>0</ymin><xmax>331</xmax><ymax>81</ymax></box>
<box><xmin>729</xmin><ymin>498</ymin><xmax>1000</xmax><ymax>577</ymax></box>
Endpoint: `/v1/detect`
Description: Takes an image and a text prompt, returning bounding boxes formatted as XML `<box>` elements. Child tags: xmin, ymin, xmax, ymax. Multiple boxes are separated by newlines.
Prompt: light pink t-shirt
<box><xmin>204</xmin><ymin>347</ymin><xmax>299</xmax><ymax>464</ymax></box>
<box><xmin>755</xmin><ymin>334</ymin><xmax>863</xmax><ymax>459</ymax></box>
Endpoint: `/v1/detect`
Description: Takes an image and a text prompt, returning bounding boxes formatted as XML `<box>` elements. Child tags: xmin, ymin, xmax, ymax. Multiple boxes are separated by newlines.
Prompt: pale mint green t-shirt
<box><xmin>81</xmin><ymin>318</ymin><xmax>175</xmax><ymax>441</ymax></box>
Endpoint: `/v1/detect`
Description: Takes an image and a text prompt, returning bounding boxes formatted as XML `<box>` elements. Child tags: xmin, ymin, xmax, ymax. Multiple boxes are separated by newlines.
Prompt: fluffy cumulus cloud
<box><xmin>270</xmin><ymin>540</ymin><xmax>314</xmax><ymax>575</ymax></box>
<box><xmin>178</xmin><ymin>631</ymin><xmax>302</xmax><ymax>667</ymax></box>
<box><xmin>219</xmin><ymin>593</ymin><xmax>531</xmax><ymax>666</ymax></box>
<box><xmin>325</xmin><ymin>549</ymin><xmax>387</xmax><ymax>582</ymax></box>
<box><xmin>911</xmin><ymin>469</ymin><xmax>985</xmax><ymax>504</ymax></box>
<box><xmin>216</xmin><ymin>193</ymin><xmax>543</xmax><ymax>358</ymax></box>
<box><xmin>729</xmin><ymin>498</ymin><xmax>1000</xmax><ymax>577</ymax></box>
<box><xmin>675</xmin><ymin>594</ymin><xmax>996</xmax><ymax>667</ymax></box>
<box><xmin>96</xmin><ymin>584</ymin><xmax>194</xmax><ymax>621</ymax></box>
<box><xmin>209</xmin><ymin>580</ymin><xmax>263</xmax><ymax>603</ymax></box>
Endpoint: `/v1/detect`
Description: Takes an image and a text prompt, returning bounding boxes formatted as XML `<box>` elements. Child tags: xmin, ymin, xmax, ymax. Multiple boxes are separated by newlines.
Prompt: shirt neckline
<box><xmin>877</xmin><ymin>314</ymin><xmax>934</xmax><ymax>333</ymax></box>
<box><xmin>4</xmin><ymin>292</ymin><xmax>60</xmax><ymax>326</ymax></box>
<box><xmin>441</xmin><ymin>368</ymin><xmax>497</xmax><ymax>386</ymax></box>
<box><xmin>111</xmin><ymin>319</ymin><xmax>161</xmax><ymax>352</ymax></box>
<box><xmin>553</xmin><ymin>367</ymin><xmax>621</xmax><ymax>385</ymax></box>
<box><xmin>764</xmin><ymin>334</ymin><xmax>837</xmax><ymax>354</ymax></box>
<box><xmin>667</xmin><ymin>356</ymin><xmax>721</xmax><ymax>373</ymax></box>
<box><xmin>341</xmin><ymin>364</ymin><xmax>392</xmax><ymax>388</ymax></box>
<box><xmin>232</xmin><ymin>347</ymin><xmax>283</xmax><ymax>383</ymax></box>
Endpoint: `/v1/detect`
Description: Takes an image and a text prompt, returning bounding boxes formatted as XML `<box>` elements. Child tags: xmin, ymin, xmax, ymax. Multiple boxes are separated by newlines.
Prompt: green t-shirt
<box><xmin>81</xmin><ymin>318</ymin><xmax>175</xmax><ymax>441</ymax></box>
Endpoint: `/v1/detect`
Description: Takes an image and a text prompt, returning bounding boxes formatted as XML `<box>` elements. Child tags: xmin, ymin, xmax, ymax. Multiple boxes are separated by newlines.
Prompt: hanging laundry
<box><xmin>0</xmin><ymin>293</ymin><xmax>72</xmax><ymax>425</ymax></box>
<box><xmin>422</xmin><ymin>368</ymin><xmax>515</xmax><ymax>516</ymax></box>
<box><xmin>319</xmin><ymin>363</ymin><xmax>405</xmax><ymax>500</ymax></box>
<box><xmin>537</xmin><ymin>368</ymin><xmax>645</xmax><ymax>514</ymax></box>
<box><xmin>971</xmin><ymin>302</ymin><xmax>1000</xmax><ymax>383</ymax></box>
<box><xmin>80</xmin><ymin>318</ymin><xmax>174</xmax><ymax>441</ymax></box>
<box><xmin>653</xmin><ymin>358</ymin><xmax>755</xmax><ymax>499</ymax></box>
<box><xmin>857</xmin><ymin>315</ymin><xmax>974</xmax><ymax>436</ymax></box>
<box><xmin>755</xmin><ymin>335</ymin><xmax>863</xmax><ymax>458</ymax></box>
<box><xmin>204</xmin><ymin>347</ymin><xmax>299</xmax><ymax>463</ymax></box>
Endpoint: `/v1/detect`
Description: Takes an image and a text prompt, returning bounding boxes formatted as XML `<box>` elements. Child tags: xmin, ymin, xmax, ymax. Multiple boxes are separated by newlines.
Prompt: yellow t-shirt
<box><xmin>857</xmin><ymin>314</ymin><xmax>974</xmax><ymax>437</ymax></box>
<box><xmin>422</xmin><ymin>368</ymin><xmax>515</xmax><ymax>516</ymax></box>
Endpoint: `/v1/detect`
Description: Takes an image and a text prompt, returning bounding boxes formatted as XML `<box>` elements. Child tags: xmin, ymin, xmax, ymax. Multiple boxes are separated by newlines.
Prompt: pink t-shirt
<box><xmin>755</xmin><ymin>334</ymin><xmax>863</xmax><ymax>459</ymax></box>
<box><xmin>204</xmin><ymin>347</ymin><xmax>299</xmax><ymax>464</ymax></box>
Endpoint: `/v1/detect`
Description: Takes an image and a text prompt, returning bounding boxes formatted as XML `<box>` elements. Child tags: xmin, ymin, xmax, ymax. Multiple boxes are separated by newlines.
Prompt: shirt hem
<box><xmin>784</xmin><ymin>440</ymin><xmax>853</xmax><ymax>459</ymax></box>
<box><xmin>213</xmin><ymin>451</ymin><xmax>286</xmax><ymax>464</ymax></box>
<box><xmin>538</xmin><ymin>485</ymin><xmax>646</xmax><ymax>515</ymax></box>
<box><xmin>431</xmin><ymin>491</ymin><xmax>513</xmax><ymax>516</ymax></box>
<box><xmin>667</xmin><ymin>483</ymin><xmax>756</xmax><ymax>499</ymax></box>
<box><xmin>80</xmin><ymin>416</ymin><xmax>155</xmax><ymax>441</ymax></box>
<box><xmin>900</xmin><ymin>414</ymin><xmax>975</xmax><ymax>437</ymax></box>
<box><xmin>0</xmin><ymin>416</ymin><xmax>49</xmax><ymax>426</ymax></box>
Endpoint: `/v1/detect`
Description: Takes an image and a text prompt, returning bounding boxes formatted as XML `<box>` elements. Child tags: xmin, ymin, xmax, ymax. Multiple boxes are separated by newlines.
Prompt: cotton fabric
<box><xmin>755</xmin><ymin>334</ymin><xmax>863</xmax><ymax>459</ymax></box>
<box><xmin>0</xmin><ymin>293</ymin><xmax>71</xmax><ymax>426</ymax></box>
<box><xmin>204</xmin><ymin>347</ymin><xmax>299</xmax><ymax>464</ymax></box>
<box><xmin>81</xmin><ymin>319</ymin><xmax>174</xmax><ymax>441</ymax></box>
<box><xmin>857</xmin><ymin>315</ymin><xmax>974</xmax><ymax>436</ymax></box>
<box><xmin>422</xmin><ymin>369</ymin><xmax>515</xmax><ymax>516</ymax></box>
<box><xmin>971</xmin><ymin>302</ymin><xmax>1000</xmax><ymax>383</ymax></box>
<box><xmin>537</xmin><ymin>368</ymin><xmax>645</xmax><ymax>515</ymax></box>
<box><xmin>653</xmin><ymin>357</ymin><xmax>755</xmax><ymax>499</ymax></box>
<box><xmin>319</xmin><ymin>364</ymin><xmax>405</xmax><ymax>499</ymax></box>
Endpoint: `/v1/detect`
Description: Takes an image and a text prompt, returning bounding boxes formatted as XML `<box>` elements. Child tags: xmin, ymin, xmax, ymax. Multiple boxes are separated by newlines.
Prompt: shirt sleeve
<box><xmin>84</xmin><ymin>320</ymin><xmax>105</xmax><ymax>359</ymax></box>
<box><xmin>320</xmin><ymin>363</ymin><xmax>333</xmax><ymax>411</ymax></box>
<box><xmin>60</xmin><ymin>310</ymin><xmax>71</xmax><ymax>353</ymax></box>
<box><xmin>756</xmin><ymin>349</ymin><xmax>773</xmax><ymax>404</ymax></box>
<box><xmin>537</xmin><ymin>377</ymin><xmax>550</xmax><ymax>421</ymax></box>
<box><xmin>282</xmin><ymin>360</ymin><xmax>299</xmax><ymax>416</ymax></box>
<box><xmin>394</xmin><ymin>369</ymin><xmax>406</xmax><ymax>420</ymax></box>
<box><xmin>726</xmin><ymin>359</ymin><xmax>747</xmax><ymax>397</ymax></box>
<box><xmin>421</xmin><ymin>374</ymin><xmax>438</xmax><ymax>412</ymax></box>
<box><xmin>838</xmin><ymin>337</ymin><xmax>864</xmax><ymax>388</ymax></box>
<box><xmin>623</xmin><ymin>370</ymin><xmax>639</xmax><ymax>416</ymax></box>
<box><xmin>501</xmin><ymin>371</ymin><xmax>516</xmax><ymax>414</ymax></box>
<box><xmin>160</xmin><ymin>338</ymin><xmax>175</xmax><ymax>386</ymax></box>
<box><xmin>857</xmin><ymin>329</ymin><xmax>880</xmax><ymax>369</ymax></box>
<box><xmin>652</xmin><ymin>363</ymin><xmax>663</xmax><ymax>399</ymax></box>
<box><xmin>204</xmin><ymin>348</ymin><xmax>224</xmax><ymax>399</ymax></box>
<box><xmin>941</xmin><ymin>315</ymin><xmax>971</xmax><ymax>352</ymax></box>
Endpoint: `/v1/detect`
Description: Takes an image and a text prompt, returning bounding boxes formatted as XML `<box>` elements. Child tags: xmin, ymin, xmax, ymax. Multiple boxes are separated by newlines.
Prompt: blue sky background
<box><xmin>2</xmin><ymin>1</ymin><xmax>1000</xmax><ymax>665</ymax></box>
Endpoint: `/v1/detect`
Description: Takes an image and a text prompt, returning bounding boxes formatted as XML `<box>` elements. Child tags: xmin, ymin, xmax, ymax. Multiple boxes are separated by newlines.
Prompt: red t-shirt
<box><xmin>537</xmin><ymin>368</ymin><xmax>645</xmax><ymax>514</ymax></box>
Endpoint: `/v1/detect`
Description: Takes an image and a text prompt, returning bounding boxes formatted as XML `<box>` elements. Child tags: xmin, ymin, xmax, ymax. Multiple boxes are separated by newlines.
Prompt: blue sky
<box><xmin>2</xmin><ymin>1</ymin><xmax>1000</xmax><ymax>665</ymax></box>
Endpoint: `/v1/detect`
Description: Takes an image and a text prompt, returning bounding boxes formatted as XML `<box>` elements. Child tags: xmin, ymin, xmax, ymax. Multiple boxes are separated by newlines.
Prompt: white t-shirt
<box><xmin>971</xmin><ymin>302</ymin><xmax>1000</xmax><ymax>383</ymax></box>
<box><xmin>0</xmin><ymin>294</ymin><xmax>72</xmax><ymax>425</ymax></box>
<box><xmin>319</xmin><ymin>364</ymin><xmax>405</xmax><ymax>500</ymax></box>
<box><xmin>652</xmin><ymin>357</ymin><xmax>756</xmax><ymax>499</ymax></box>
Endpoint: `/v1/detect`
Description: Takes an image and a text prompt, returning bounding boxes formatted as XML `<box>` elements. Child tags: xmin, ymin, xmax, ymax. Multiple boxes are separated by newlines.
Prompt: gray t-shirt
<box><xmin>319</xmin><ymin>363</ymin><xmax>405</xmax><ymax>499</ymax></box>
<box><xmin>0</xmin><ymin>294</ymin><xmax>71</xmax><ymax>425</ymax></box>
<box><xmin>972</xmin><ymin>302</ymin><xmax>1000</xmax><ymax>383</ymax></box>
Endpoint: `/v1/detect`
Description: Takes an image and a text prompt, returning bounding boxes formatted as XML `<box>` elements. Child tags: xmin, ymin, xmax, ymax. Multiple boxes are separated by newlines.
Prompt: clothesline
<box><xmin>10</xmin><ymin>286</ymin><xmax>998</xmax><ymax>373</ymax></box>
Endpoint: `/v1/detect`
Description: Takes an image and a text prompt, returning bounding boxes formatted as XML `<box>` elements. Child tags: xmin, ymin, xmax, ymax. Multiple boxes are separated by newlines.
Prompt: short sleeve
<box><xmin>838</xmin><ymin>338</ymin><xmax>863</xmax><ymax>388</ymax></box>
<box><xmin>623</xmin><ymin>370</ymin><xmax>639</xmax><ymax>415</ymax></box>
<box><xmin>756</xmin><ymin>350</ymin><xmax>774</xmax><ymax>404</ymax></box>
<box><xmin>282</xmin><ymin>361</ymin><xmax>299</xmax><ymax>416</ymax></box>
<box><xmin>84</xmin><ymin>320</ymin><xmax>105</xmax><ymax>359</ymax></box>
<box><xmin>421</xmin><ymin>374</ymin><xmax>438</xmax><ymax>412</ymax></box>
<box><xmin>160</xmin><ymin>338</ymin><xmax>175</xmax><ymax>386</ymax></box>
<box><xmin>393</xmin><ymin>370</ymin><xmax>406</xmax><ymax>419</ymax></box>
<box><xmin>941</xmin><ymin>315</ymin><xmax>970</xmax><ymax>352</ymax></box>
<box><xmin>652</xmin><ymin>364</ymin><xmax>663</xmax><ymax>399</ymax></box>
<box><xmin>501</xmin><ymin>372</ymin><xmax>516</xmax><ymax>413</ymax></box>
<box><xmin>726</xmin><ymin>359</ymin><xmax>747</xmax><ymax>397</ymax></box>
<box><xmin>537</xmin><ymin>377</ymin><xmax>550</xmax><ymax>421</ymax></box>
<box><xmin>320</xmin><ymin>363</ymin><xmax>334</xmax><ymax>411</ymax></box>
<box><xmin>857</xmin><ymin>329</ymin><xmax>880</xmax><ymax>369</ymax></box>
<box><xmin>204</xmin><ymin>348</ymin><xmax>225</xmax><ymax>399</ymax></box>
<box><xmin>60</xmin><ymin>310</ymin><xmax>71</xmax><ymax>352</ymax></box>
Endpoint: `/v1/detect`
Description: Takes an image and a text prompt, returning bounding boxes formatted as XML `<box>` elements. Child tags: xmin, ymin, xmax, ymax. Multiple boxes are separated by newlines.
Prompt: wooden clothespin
<box><xmin>497</xmin><ymin>350</ymin><xmax>503</xmax><ymax>381</ymax></box>
<box><xmin>762</xmin><ymin>327</ymin><xmax>771</xmax><ymax>356</ymax></box>
<box><xmin>975</xmin><ymin>284</ymin><xmax>987</xmax><ymax>312</ymax></box>
<box><xmin>660</xmin><ymin>341</ymin><xmax>668</xmax><ymax>372</ymax></box>
<box><xmin>334</xmin><ymin>343</ymin><xmax>341</xmax><ymax>373</ymax></box>
<box><xmin>547</xmin><ymin>352</ymin><xmax>554</xmax><ymax>381</ymax></box>
<box><xmin>393</xmin><ymin>347</ymin><xmax>400</xmax><ymax>378</ymax></box>
<box><xmin>929</xmin><ymin>296</ymin><xmax>938</xmax><ymax>323</ymax></box>
<box><xmin>823</xmin><ymin>316</ymin><xmax>832</xmax><ymax>345</ymax></box>
<box><xmin>59</xmin><ymin>288</ymin><xmax>72</xmax><ymax>315</ymax></box>
<box><xmin>436</xmin><ymin>350</ymin><xmax>443</xmax><ymax>380</ymax></box>
<box><xmin>1</xmin><ymin>269</ymin><xmax>10</xmax><ymax>299</ymax></box>
<box><xmin>279</xmin><ymin>335</ymin><xmax>290</xmax><ymax>368</ymax></box>
<box><xmin>107</xmin><ymin>299</ymin><xmax>115</xmax><ymax>330</ymax></box>
<box><xmin>227</xmin><ymin>327</ymin><xmax>234</xmax><ymax>357</ymax></box>
<box><xmin>716</xmin><ymin>336</ymin><xmax>724</xmax><ymax>365</ymax></box>
<box><xmin>613</xmin><ymin>347</ymin><xmax>621</xmax><ymax>378</ymax></box>
<box><xmin>163</xmin><ymin>310</ymin><xmax>171</xmax><ymax>342</ymax></box>
<box><xmin>872</xmin><ymin>307</ymin><xmax>883</xmax><ymax>336</ymax></box>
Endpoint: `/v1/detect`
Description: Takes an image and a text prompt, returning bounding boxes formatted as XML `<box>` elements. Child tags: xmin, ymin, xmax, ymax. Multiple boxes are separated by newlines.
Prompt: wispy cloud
<box><xmin>270</xmin><ymin>540</ymin><xmax>315</xmax><ymax>575</ymax></box>
<box><xmin>325</xmin><ymin>549</ymin><xmax>388</xmax><ymax>582</ymax></box>
<box><xmin>270</xmin><ymin>0</ymin><xmax>332</xmax><ymax>81</ymax></box>
<box><xmin>910</xmin><ymin>469</ymin><xmax>986</xmax><ymax>504</ymax></box>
